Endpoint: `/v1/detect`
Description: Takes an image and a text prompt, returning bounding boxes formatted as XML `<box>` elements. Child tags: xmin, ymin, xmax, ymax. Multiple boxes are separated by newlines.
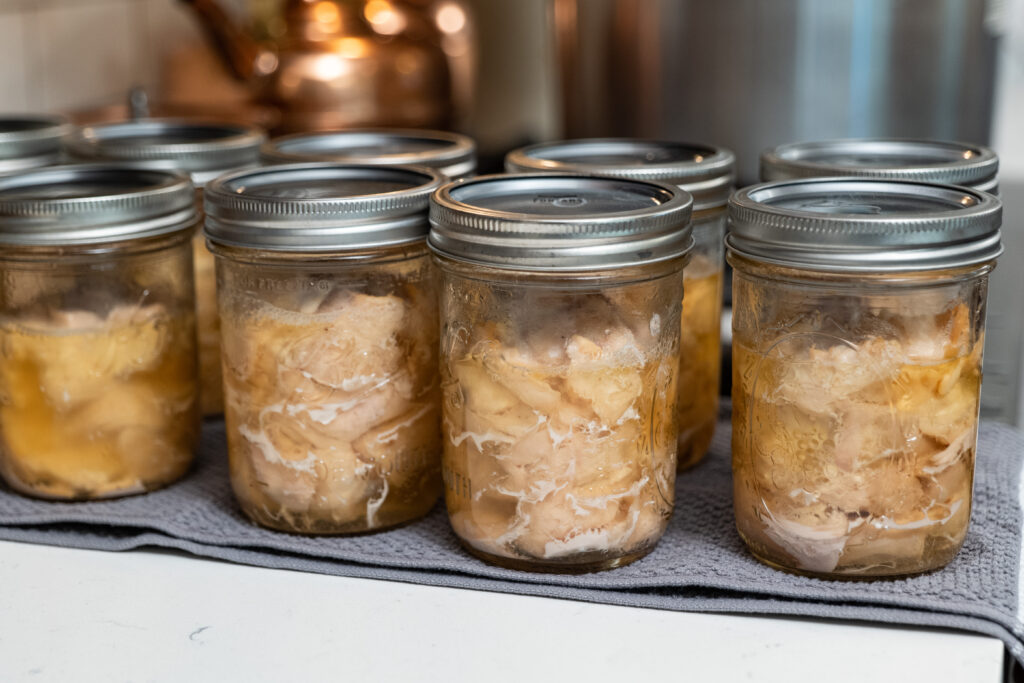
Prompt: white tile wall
<box><xmin>137</xmin><ymin>0</ymin><xmax>206</xmax><ymax>89</ymax></box>
<box><xmin>35</xmin><ymin>1</ymin><xmax>138</xmax><ymax>111</ymax></box>
<box><xmin>0</xmin><ymin>11</ymin><xmax>29</xmax><ymax>111</ymax></box>
<box><xmin>0</xmin><ymin>0</ymin><xmax>233</xmax><ymax>116</ymax></box>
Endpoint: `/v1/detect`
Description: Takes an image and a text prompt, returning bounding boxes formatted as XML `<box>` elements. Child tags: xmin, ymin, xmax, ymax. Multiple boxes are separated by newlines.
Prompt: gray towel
<box><xmin>1</xmin><ymin>410</ymin><xmax>1023</xmax><ymax>664</ymax></box>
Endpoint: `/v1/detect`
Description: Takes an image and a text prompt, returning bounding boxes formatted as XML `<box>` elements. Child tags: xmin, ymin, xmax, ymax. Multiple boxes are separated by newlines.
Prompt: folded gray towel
<box><xmin>1</xmin><ymin>410</ymin><xmax>1022</xmax><ymax>664</ymax></box>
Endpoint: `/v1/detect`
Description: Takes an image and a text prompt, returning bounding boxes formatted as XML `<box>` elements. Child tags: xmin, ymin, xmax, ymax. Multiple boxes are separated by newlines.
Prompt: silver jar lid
<box><xmin>204</xmin><ymin>163</ymin><xmax>444</xmax><ymax>252</ymax></box>
<box><xmin>0</xmin><ymin>164</ymin><xmax>197</xmax><ymax>246</ymax></box>
<box><xmin>261</xmin><ymin>128</ymin><xmax>477</xmax><ymax>179</ymax></box>
<box><xmin>0</xmin><ymin>115</ymin><xmax>70</xmax><ymax>173</ymax></box>
<box><xmin>760</xmin><ymin>139</ymin><xmax>999</xmax><ymax>193</ymax></box>
<box><xmin>429</xmin><ymin>173</ymin><xmax>694</xmax><ymax>271</ymax></box>
<box><xmin>727</xmin><ymin>178</ymin><xmax>1003</xmax><ymax>272</ymax></box>
<box><xmin>67</xmin><ymin>119</ymin><xmax>266</xmax><ymax>187</ymax></box>
<box><xmin>504</xmin><ymin>139</ymin><xmax>735</xmax><ymax>211</ymax></box>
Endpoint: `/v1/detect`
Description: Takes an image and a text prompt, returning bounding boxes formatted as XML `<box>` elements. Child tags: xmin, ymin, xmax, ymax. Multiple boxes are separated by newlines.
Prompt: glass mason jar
<box><xmin>0</xmin><ymin>115</ymin><xmax>68</xmax><ymax>174</ymax></box>
<box><xmin>0</xmin><ymin>165</ymin><xmax>201</xmax><ymax>500</ymax></box>
<box><xmin>261</xmin><ymin>129</ymin><xmax>477</xmax><ymax>179</ymax></box>
<box><xmin>67</xmin><ymin>119</ymin><xmax>266</xmax><ymax>417</ymax></box>
<box><xmin>728</xmin><ymin>178</ymin><xmax>1002</xmax><ymax>578</ymax></box>
<box><xmin>204</xmin><ymin>163</ymin><xmax>445</xmax><ymax>535</ymax></box>
<box><xmin>760</xmin><ymin>138</ymin><xmax>1014</xmax><ymax>424</ymax></box>
<box><xmin>429</xmin><ymin>173</ymin><xmax>693</xmax><ymax>572</ymax></box>
<box><xmin>760</xmin><ymin>138</ymin><xmax>998</xmax><ymax>193</ymax></box>
<box><xmin>506</xmin><ymin>140</ymin><xmax>735</xmax><ymax>471</ymax></box>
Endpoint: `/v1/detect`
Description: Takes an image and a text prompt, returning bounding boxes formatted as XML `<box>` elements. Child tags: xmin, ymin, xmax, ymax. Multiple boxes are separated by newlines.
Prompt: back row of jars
<box><xmin>0</xmin><ymin>117</ymin><xmax>1002</xmax><ymax>577</ymax></box>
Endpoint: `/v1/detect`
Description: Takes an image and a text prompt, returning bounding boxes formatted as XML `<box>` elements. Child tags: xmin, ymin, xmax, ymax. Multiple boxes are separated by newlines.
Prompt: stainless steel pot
<box><xmin>554</xmin><ymin>0</ymin><xmax>1000</xmax><ymax>184</ymax></box>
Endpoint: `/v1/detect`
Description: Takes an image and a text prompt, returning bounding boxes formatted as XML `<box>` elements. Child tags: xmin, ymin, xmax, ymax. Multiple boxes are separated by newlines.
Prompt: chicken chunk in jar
<box><xmin>0</xmin><ymin>304</ymin><xmax>199</xmax><ymax>499</ymax></box>
<box><xmin>221</xmin><ymin>281</ymin><xmax>441</xmax><ymax>534</ymax></box>
<box><xmin>732</xmin><ymin>276</ymin><xmax>983</xmax><ymax>577</ymax></box>
<box><xmin>442</xmin><ymin>286</ymin><xmax>680</xmax><ymax>572</ymax></box>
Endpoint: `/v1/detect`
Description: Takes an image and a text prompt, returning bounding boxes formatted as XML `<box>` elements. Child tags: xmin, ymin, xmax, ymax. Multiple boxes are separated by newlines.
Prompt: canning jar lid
<box><xmin>429</xmin><ymin>173</ymin><xmax>694</xmax><ymax>271</ymax></box>
<box><xmin>0</xmin><ymin>115</ymin><xmax>69</xmax><ymax>173</ymax></box>
<box><xmin>67</xmin><ymin>119</ymin><xmax>266</xmax><ymax>187</ymax></box>
<box><xmin>504</xmin><ymin>139</ymin><xmax>735</xmax><ymax>211</ymax></box>
<box><xmin>204</xmin><ymin>163</ymin><xmax>444</xmax><ymax>252</ymax></box>
<box><xmin>0</xmin><ymin>164</ymin><xmax>197</xmax><ymax>246</ymax></box>
<box><xmin>727</xmin><ymin>177</ymin><xmax>1003</xmax><ymax>272</ymax></box>
<box><xmin>261</xmin><ymin>128</ymin><xmax>477</xmax><ymax>179</ymax></box>
<box><xmin>760</xmin><ymin>139</ymin><xmax>999</xmax><ymax>193</ymax></box>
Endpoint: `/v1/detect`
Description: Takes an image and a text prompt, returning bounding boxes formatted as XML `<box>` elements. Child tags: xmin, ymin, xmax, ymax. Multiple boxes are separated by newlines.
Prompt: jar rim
<box><xmin>0</xmin><ymin>114</ymin><xmax>70</xmax><ymax>172</ymax></box>
<box><xmin>505</xmin><ymin>138</ymin><xmax>735</xmax><ymax>211</ymax></box>
<box><xmin>67</xmin><ymin>118</ymin><xmax>266</xmax><ymax>187</ymax></box>
<box><xmin>428</xmin><ymin>172</ymin><xmax>694</xmax><ymax>271</ymax></box>
<box><xmin>0</xmin><ymin>163</ymin><xmax>198</xmax><ymax>246</ymax></box>
<box><xmin>204</xmin><ymin>162</ymin><xmax>444</xmax><ymax>252</ymax></box>
<box><xmin>727</xmin><ymin>177</ymin><xmax>1003</xmax><ymax>272</ymax></box>
<box><xmin>760</xmin><ymin>138</ymin><xmax>999</xmax><ymax>192</ymax></box>
<box><xmin>261</xmin><ymin>128</ymin><xmax>477</xmax><ymax>179</ymax></box>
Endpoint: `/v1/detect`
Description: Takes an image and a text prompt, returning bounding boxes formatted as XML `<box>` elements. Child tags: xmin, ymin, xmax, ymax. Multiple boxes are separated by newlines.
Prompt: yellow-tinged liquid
<box><xmin>677</xmin><ymin>269</ymin><xmax>723</xmax><ymax>469</ymax></box>
<box><xmin>194</xmin><ymin>233</ymin><xmax>223</xmax><ymax>415</ymax></box>
<box><xmin>0</xmin><ymin>306</ymin><xmax>198</xmax><ymax>499</ymax></box>
<box><xmin>731</xmin><ymin>304</ymin><xmax>979</xmax><ymax>577</ymax></box>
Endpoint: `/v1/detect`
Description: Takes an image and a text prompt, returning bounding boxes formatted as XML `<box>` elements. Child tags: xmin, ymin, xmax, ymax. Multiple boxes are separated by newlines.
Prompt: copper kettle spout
<box><xmin>177</xmin><ymin>0</ymin><xmax>277</xmax><ymax>81</ymax></box>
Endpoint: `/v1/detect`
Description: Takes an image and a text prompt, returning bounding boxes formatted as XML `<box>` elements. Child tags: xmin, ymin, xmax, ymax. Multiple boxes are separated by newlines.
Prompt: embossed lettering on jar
<box><xmin>430</xmin><ymin>173</ymin><xmax>694</xmax><ymax>572</ymax></box>
<box><xmin>0</xmin><ymin>165</ymin><xmax>201</xmax><ymax>500</ymax></box>
<box><xmin>728</xmin><ymin>178</ymin><xmax>1002</xmax><ymax>578</ymax></box>
<box><xmin>205</xmin><ymin>163</ymin><xmax>445</xmax><ymax>535</ymax></box>
<box><xmin>506</xmin><ymin>140</ymin><xmax>734</xmax><ymax>470</ymax></box>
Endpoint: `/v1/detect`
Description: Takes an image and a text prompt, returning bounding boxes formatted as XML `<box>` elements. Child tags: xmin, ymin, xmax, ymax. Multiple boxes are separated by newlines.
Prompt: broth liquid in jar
<box><xmin>205</xmin><ymin>163</ymin><xmax>445</xmax><ymax>534</ymax></box>
<box><xmin>262</xmin><ymin>128</ymin><xmax>477</xmax><ymax>179</ymax></box>
<box><xmin>728</xmin><ymin>178</ymin><xmax>1002</xmax><ymax>578</ymax></box>
<box><xmin>506</xmin><ymin>140</ymin><xmax>735</xmax><ymax>470</ymax></box>
<box><xmin>0</xmin><ymin>165</ymin><xmax>201</xmax><ymax>499</ymax></box>
<box><xmin>430</xmin><ymin>173</ymin><xmax>694</xmax><ymax>572</ymax></box>
<box><xmin>68</xmin><ymin>120</ymin><xmax>266</xmax><ymax>416</ymax></box>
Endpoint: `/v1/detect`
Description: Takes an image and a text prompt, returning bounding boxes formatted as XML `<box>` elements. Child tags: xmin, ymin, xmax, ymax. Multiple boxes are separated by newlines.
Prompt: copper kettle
<box><xmin>180</xmin><ymin>0</ymin><xmax>463</xmax><ymax>133</ymax></box>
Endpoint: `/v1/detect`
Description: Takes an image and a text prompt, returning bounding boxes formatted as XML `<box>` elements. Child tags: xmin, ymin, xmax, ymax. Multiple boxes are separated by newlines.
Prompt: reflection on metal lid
<box><xmin>0</xmin><ymin>164</ymin><xmax>196</xmax><ymax>245</ymax></box>
<box><xmin>67</xmin><ymin>119</ymin><xmax>266</xmax><ymax>187</ymax></box>
<box><xmin>261</xmin><ymin>128</ymin><xmax>477</xmax><ymax>179</ymax></box>
<box><xmin>429</xmin><ymin>173</ymin><xmax>694</xmax><ymax>271</ymax></box>
<box><xmin>204</xmin><ymin>162</ymin><xmax>443</xmax><ymax>252</ymax></box>
<box><xmin>760</xmin><ymin>139</ymin><xmax>999</xmax><ymax>193</ymax></box>
<box><xmin>506</xmin><ymin>139</ymin><xmax>735</xmax><ymax>211</ymax></box>
<box><xmin>728</xmin><ymin>177</ymin><xmax>1003</xmax><ymax>272</ymax></box>
<box><xmin>0</xmin><ymin>115</ymin><xmax>70</xmax><ymax>174</ymax></box>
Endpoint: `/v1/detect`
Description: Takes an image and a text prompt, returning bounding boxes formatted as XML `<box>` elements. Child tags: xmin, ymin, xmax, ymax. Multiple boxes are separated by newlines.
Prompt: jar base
<box><xmin>0</xmin><ymin>459</ymin><xmax>194</xmax><ymax>502</ymax></box>
<box><xmin>457</xmin><ymin>539</ymin><xmax>655</xmax><ymax>574</ymax></box>
<box><xmin>237</xmin><ymin>498</ymin><xmax>438</xmax><ymax>536</ymax></box>
<box><xmin>742</xmin><ymin>542</ymin><xmax>958</xmax><ymax>580</ymax></box>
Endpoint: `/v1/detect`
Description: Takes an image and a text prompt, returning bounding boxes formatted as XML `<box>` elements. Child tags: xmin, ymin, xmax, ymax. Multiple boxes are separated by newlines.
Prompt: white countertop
<box><xmin>0</xmin><ymin>540</ymin><xmax>1007</xmax><ymax>682</ymax></box>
